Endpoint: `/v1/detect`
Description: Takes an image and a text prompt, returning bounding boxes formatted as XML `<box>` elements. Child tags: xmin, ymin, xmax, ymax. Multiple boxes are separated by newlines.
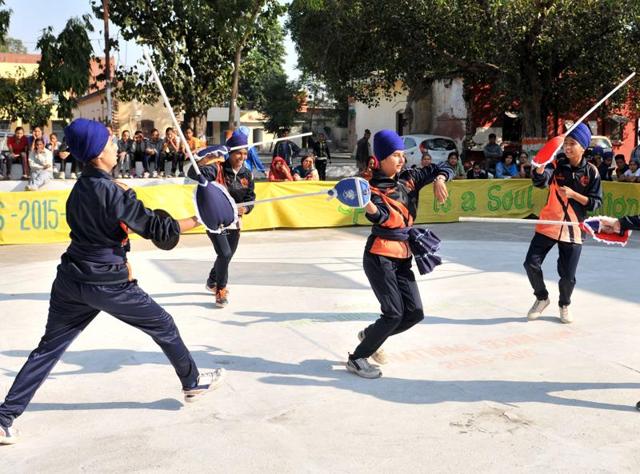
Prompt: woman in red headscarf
<box><xmin>268</xmin><ymin>156</ymin><xmax>293</xmax><ymax>182</ymax></box>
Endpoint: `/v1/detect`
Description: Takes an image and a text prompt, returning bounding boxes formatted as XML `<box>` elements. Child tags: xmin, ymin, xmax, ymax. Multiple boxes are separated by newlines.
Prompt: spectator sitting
<box><xmin>268</xmin><ymin>156</ymin><xmax>293</xmax><ymax>182</ymax></box>
<box><xmin>272</xmin><ymin>128</ymin><xmax>300</xmax><ymax>168</ymax></box>
<box><xmin>599</xmin><ymin>151</ymin><xmax>614</xmax><ymax>181</ymax></box>
<box><xmin>518</xmin><ymin>151</ymin><xmax>532</xmax><ymax>178</ymax></box>
<box><xmin>116</xmin><ymin>130</ymin><xmax>133</xmax><ymax>178</ymax></box>
<box><xmin>612</xmin><ymin>154</ymin><xmax>629</xmax><ymax>181</ymax></box>
<box><xmin>360</xmin><ymin>156</ymin><xmax>377</xmax><ymax>181</ymax></box>
<box><xmin>447</xmin><ymin>151</ymin><xmax>466</xmax><ymax>179</ymax></box>
<box><xmin>184</xmin><ymin>127</ymin><xmax>198</xmax><ymax>153</ymax></box>
<box><xmin>26</xmin><ymin>138</ymin><xmax>53</xmax><ymax>191</ymax></box>
<box><xmin>496</xmin><ymin>152</ymin><xmax>518</xmax><ymax>179</ymax></box>
<box><xmin>421</xmin><ymin>153</ymin><xmax>432</xmax><ymax>168</ymax></box>
<box><xmin>483</xmin><ymin>133</ymin><xmax>503</xmax><ymax>172</ymax></box>
<box><xmin>466</xmin><ymin>162</ymin><xmax>488</xmax><ymax>179</ymax></box>
<box><xmin>47</xmin><ymin>133</ymin><xmax>65</xmax><ymax>179</ymax></box>
<box><xmin>145</xmin><ymin>128</ymin><xmax>165</xmax><ymax>177</ymax></box>
<box><xmin>6</xmin><ymin>126</ymin><xmax>30</xmax><ymax>180</ymax></box>
<box><xmin>131</xmin><ymin>130</ymin><xmax>150</xmax><ymax>178</ymax></box>
<box><xmin>621</xmin><ymin>160</ymin><xmax>640</xmax><ymax>183</ymax></box>
<box><xmin>631</xmin><ymin>131</ymin><xmax>640</xmax><ymax>163</ymax></box>
<box><xmin>164</xmin><ymin>127</ymin><xmax>185</xmax><ymax>177</ymax></box>
<box><xmin>293</xmin><ymin>151</ymin><xmax>319</xmax><ymax>181</ymax></box>
<box><xmin>28</xmin><ymin>126</ymin><xmax>49</xmax><ymax>151</ymax></box>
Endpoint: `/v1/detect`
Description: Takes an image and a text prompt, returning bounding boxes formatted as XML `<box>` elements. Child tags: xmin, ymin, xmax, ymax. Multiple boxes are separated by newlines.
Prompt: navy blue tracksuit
<box><xmin>351</xmin><ymin>164</ymin><xmax>453</xmax><ymax>360</ymax></box>
<box><xmin>0</xmin><ymin>165</ymin><xmax>199</xmax><ymax>429</ymax></box>
<box><xmin>188</xmin><ymin>160</ymin><xmax>255</xmax><ymax>289</ymax></box>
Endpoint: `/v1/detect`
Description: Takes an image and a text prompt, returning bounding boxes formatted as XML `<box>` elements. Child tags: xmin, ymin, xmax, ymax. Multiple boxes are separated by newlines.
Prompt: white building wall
<box><xmin>354</xmin><ymin>91</ymin><xmax>408</xmax><ymax>140</ymax></box>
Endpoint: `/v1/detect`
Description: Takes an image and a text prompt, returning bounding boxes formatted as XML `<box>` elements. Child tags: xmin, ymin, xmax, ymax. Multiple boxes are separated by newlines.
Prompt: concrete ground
<box><xmin>1</xmin><ymin>223</ymin><xmax>640</xmax><ymax>473</ymax></box>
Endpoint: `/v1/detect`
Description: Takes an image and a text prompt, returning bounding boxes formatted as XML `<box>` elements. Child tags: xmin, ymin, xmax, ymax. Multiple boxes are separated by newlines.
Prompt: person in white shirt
<box><xmin>620</xmin><ymin>160</ymin><xmax>640</xmax><ymax>183</ymax></box>
<box><xmin>26</xmin><ymin>138</ymin><xmax>53</xmax><ymax>190</ymax></box>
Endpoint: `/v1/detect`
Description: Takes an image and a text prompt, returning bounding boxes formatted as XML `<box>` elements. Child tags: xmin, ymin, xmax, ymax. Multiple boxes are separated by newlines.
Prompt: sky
<box><xmin>3</xmin><ymin>0</ymin><xmax>300</xmax><ymax>79</ymax></box>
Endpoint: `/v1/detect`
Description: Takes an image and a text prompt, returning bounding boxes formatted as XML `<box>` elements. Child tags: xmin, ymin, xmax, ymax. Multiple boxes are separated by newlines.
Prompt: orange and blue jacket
<box><xmin>365</xmin><ymin>164</ymin><xmax>453</xmax><ymax>258</ymax></box>
<box><xmin>533</xmin><ymin>156</ymin><xmax>602</xmax><ymax>244</ymax></box>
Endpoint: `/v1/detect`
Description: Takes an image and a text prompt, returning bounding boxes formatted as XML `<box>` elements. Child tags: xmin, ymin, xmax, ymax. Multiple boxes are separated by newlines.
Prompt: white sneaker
<box><xmin>57</xmin><ymin>170</ymin><xmax>65</xmax><ymax>179</ymax></box>
<box><xmin>143</xmin><ymin>171</ymin><xmax>150</xmax><ymax>178</ymax></box>
<box><xmin>559</xmin><ymin>305</ymin><xmax>573</xmax><ymax>324</ymax></box>
<box><xmin>182</xmin><ymin>368</ymin><xmax>226</xmax><ymax>403</ymax></box>
<box><xmin>0</xmin><ymin>424</ymin><xmax>18</xmax><ymax>445</ymax></box>
<box><xmin>527</xmin><ymin>298</ymin><xmax>550</xmax><ymax>320</ymax></box>
<box><xmin>346</xmin><ymin>357</ymin><xmax>381</xmax><ymax>379</ymax></box>
<box><xmin>152</xmin><ymin>170</ymin><xmax>158</xmax><ymax>178</ymax></box>
<box><xmin>70</xmin><ymin>172</ymin><xmax>77</xmax><ymax>179</ymax></box>
<box><xmin>358</xmin><ymin>330</ymin><xmax>388</xmax><ymax>364</ymax></box>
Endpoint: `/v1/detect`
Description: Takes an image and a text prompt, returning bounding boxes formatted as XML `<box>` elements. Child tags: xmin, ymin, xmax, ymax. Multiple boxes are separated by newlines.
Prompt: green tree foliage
<box><xmin>94</xmin><ymin>0</ymin><xmax>285</xmax><ymax>133</ymax></box>
<box><xmin>289</xmin><ymin>0</ymin><xmax>640</xmax><ymax>138</ymax></box>
<box><xmin>257</xmin><ymin>73</ymin><xmax>301</xmax><ymax>133</ymax></box>
<box><xmin>0</xmin><ymin>69</ymin><xmax>53</xmax><ymax>126</ymax></box>
<box><xmin>37</xmin><ymin>15</ymin><xmax>95</xmax><ymax>121</ymax></box>
<box><xmin>0</xmin><ymin>37</ymin><xmax>27</xmax><ymax>54</ymax></box>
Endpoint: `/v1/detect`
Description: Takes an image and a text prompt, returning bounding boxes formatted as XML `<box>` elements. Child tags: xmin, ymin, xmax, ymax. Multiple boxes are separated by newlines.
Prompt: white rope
<box><xmin>459</xmin><ymin>217</ymin><xmax>582</xmax><ymax>226</ymax></box>
<box><xmin>228</xmin><ymin>132</ymin><xmax>312</xmax><ymax>151</ymax></box>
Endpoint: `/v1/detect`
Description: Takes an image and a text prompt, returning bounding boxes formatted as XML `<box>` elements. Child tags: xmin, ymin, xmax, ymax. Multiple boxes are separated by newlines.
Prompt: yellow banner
<box><xmin>1</xmin><ymin>179</ymin><xmax>639</xmax><ymax>244</ymax></box>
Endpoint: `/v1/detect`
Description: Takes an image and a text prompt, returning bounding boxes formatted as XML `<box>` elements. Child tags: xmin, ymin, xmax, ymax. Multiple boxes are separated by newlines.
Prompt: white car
<box><xmin>401</xmin><ymin>134</ymin><xmax>458</xmax><ymax>167</ymax></box>
<box><xmin>589</xmin><ymin>135</ymin><xmax>613</xmax><ymax>153</ymax></box>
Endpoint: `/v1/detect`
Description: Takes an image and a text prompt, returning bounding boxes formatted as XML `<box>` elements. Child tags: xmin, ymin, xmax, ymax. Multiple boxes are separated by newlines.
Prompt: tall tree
<box><xmin>289</xmin><ymin>0</ymin><xmax>640</xmax><ymax>139</ymax></box>
<box><xmin>94</xmin><ymin>0</ymin><xmax>285</xmax><ymax>135</ymax></box>
<box><xmin>0</xmin><ymin>69</ymin><xmax>53</xmax><ymax>126</ymax></box>
<box><xmin>0</xmin><ymin>37</ymin><xmax>27</xmax><ymax>54</ymax></box>
<box><xmin>256</xmin><ymin>72</ymin><xmax>301</xmax><ymax>133</ymax></box>
<box><xmin>37</xmin><ymin>15</ymin><xmax>96</xmax><ymax>121</ymax></box>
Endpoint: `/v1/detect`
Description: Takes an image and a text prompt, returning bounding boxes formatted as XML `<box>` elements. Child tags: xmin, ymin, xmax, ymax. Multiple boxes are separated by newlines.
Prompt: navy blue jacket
<box><xmin>58</xmin><ymin>165</ymin><xmax>180</xmax><ymax>284</ymax></box>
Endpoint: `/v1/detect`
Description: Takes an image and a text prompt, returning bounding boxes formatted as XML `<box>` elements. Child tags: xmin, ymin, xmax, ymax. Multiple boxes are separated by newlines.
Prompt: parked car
<box><xmin>589</xmin><ymin>135</ymin><xmax>613</xmax><ymax>154</ymax></box>
<box><xmin>401</xmin><ymin>134</ymin><xmax>458</xmax><ymax>167</ymax></box>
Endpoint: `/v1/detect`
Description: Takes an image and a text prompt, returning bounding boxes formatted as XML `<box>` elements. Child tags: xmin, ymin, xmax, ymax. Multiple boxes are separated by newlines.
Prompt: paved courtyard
<box><xmin>2</xmin><ymin>223</ymin><xmax>640</xmax><ymax>472</ymax></box>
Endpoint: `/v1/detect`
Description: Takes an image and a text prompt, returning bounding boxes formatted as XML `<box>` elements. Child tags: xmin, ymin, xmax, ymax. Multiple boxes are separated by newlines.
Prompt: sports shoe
<box><xmin>70</xmin><ymin>172</ymin><xmax>77</xmax><ymax>179</ymax></box>
<box><xmin>559</xmin><ymin>305</ymin><xmax>573</xmax><ymax>324</ymax></box>
<box><xmin>143</xmin><ymin>171</ymin><xmax>150</xmax><ymax>178</ymax></box>
<box><xmin>358</xmin><ymin>330</ymin><xmax>388</xmax><ymax>364</ymax></box>
<box><xmin>152</xmin><ymin>170</ymin><xmax>158</xmax><ymax>178</ymax></box>
<box><xmin>57</xmin><ymin>170</ymin><xmax>65</xmax><ymax>179</ymax></box>
<box><xmin>159</xmin><ymin>171</ymin><xmax>165</xmax><ymax>178</ymax></box>
<box><xmin>182</xmin><ymin>368</ymin><xmax>226</xmax><ymax>403</ymax></box>
<box><xmin>0</xmin><ymin>424</ymin><xmax>18</xmax><ymax>445</ymax></box>
<box><xmin>527</xmin><ymin>298</ymin><xmax>550</xmax><ymax>320</ymax></box>
<box><xmin>346</xmin><ymin>357</ymin><xmax>382</xmax><ymax>379</ymax></box>
<box><xmin>215</xmin><ymin>287</ymin><xmax>229</xmax><ymax>308</ymax></box>
<box><xmin>205</xmin><ymin>283</ymin><xmax>216</xmax><ymax>294</ymax></box>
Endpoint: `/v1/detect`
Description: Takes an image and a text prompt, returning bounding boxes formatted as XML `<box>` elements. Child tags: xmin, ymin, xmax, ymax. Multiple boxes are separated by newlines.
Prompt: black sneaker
<box><xmin>183</xmin><ymin>368</ymin><xmax>226</xmax><ymax>403</ymax></box>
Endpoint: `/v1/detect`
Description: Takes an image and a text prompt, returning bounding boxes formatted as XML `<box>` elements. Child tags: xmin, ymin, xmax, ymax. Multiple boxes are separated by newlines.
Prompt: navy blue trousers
<box><xmin>351</xmin><ymin>252</ymin><xmax>425</xmax><ymax>360</ymax></box>
<box><xmin>0</xmin><ymin>275</ymin><xmax>199</xmax><ymax>428</ymax></box>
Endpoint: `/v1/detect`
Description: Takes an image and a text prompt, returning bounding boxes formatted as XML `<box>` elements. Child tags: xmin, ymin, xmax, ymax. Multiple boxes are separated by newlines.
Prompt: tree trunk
<box><xmin>228</xmin><ymin>46</ymin><xmax>242</xmax><ymax>128</ymax></box>
<box><xmin>227</xmin><ymin>0</ymin><xmax>266</xmax><ymax>128</ymax></box>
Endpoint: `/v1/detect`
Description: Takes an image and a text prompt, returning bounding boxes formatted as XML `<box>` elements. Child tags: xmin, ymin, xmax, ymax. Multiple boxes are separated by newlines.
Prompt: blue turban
<box><xmin>64</xmin><ymin>118</ymin><xmax>110</xmax><ymax>163</ymax></box>
<box><xmin>237</xmin><ymin>126</ymin><xmax>251</xmax><ymax>138</ymax></box>
<box><xmin>373</xmin><ymin>129</ymin><xmax>404</xmax><ymax>161</ymax></box>
<box><xmin>226</xmin><ymin>129</ymin><xmax>248</xmax><ymax>149</ymax></box>
<box><xmin>567</xmin><ymin>123</ymin><xmax>591</xmax><ymax>150</ymax></box>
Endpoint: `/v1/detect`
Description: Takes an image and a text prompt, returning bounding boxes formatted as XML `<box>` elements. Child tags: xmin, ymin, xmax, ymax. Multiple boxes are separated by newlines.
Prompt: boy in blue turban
<box><xmin>524</xmin><ymin>123</ymin><xmax>603</xmax><ymax>324</ymax></box>
<box><xmin>0</xmin><ymin>119</ymin><xmax>225</xmax><ymax>445</ymax></box>
<box><xmin>347</xmin><ymin>129</ymin><xmax>453</xmax><ymax>379</ymax></box>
